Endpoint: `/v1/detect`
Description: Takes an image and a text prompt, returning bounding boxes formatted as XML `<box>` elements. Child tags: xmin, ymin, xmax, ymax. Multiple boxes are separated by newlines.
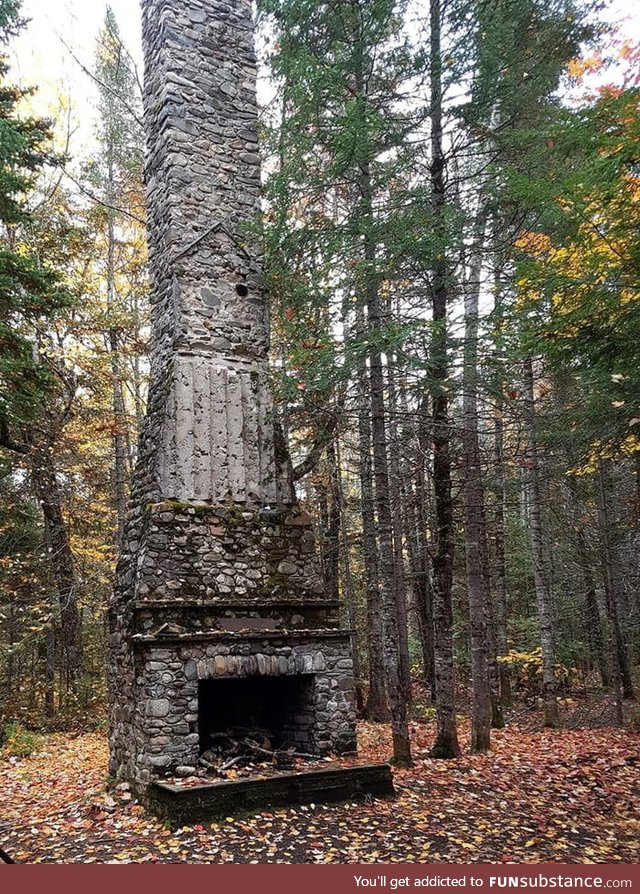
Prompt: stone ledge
<box><xmin>146</xmin><ymin>762</ymin><xmax>394</xmax><ymax>825</ymax></box>
<box><xmin>132</xmin><ymin>628</ymin><xmax>354</xmax><ymax>645</ymax></box>
<box><xmin>134</xmin><ymin>599</ymin><xmax>343</xmax><ymax>609</ymax></box>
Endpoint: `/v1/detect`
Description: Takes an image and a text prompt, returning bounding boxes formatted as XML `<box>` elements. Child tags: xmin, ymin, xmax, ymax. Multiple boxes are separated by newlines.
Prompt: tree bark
<box><xmin>597</xmin><ymin>459</ymin><xmax>634</xmax><ymax>709</ymax></box>
<box><xmin>405</xmin><ymin>450</ymin><xmax>436</xmax><ymax>695</ymax></box>
<box><xmin>414</xmin><ymin>406</ymin><xmax>436</xmax><ymax>696</ymax></box>
<box><xmin>45</xmin><ymin>621</ymin><xmax>55</xmax><ymax>718</ymax></box>
<box><xmin>522</xmin><ymin>357</ymin><xmax>559</xmax><ymax>727</ymax></box>
<box><xmin>386</xmin><ymin>350</ymin><xmax>413</xmax><ymax>708</ymax></box>
<box><xmin>361</xmin><ymin>168</ymin><xmax>412</xmax><ymax>764</ymax></box>
<box><xmin>30</xmin><ymin>445</ymin><xmax>82</xmax><ymax>692</ymax></box>
<box><xmin>357</xmin><ymin>321</ymin><xmax>389</xmax><ymax>722</ymax></box>
<box><xmin>334</xmin><ymin>436</ymin><xmax>366</xmax><ymax>713</ymax></box>
<box><xmin>584</xmin><ymin>568</ymin><xmax>610</xmax><ymax>689</ymax></box>
<box><xmin>109</xmin><ymin>327</ymin><xmax>128</xmax><ymax>546</ymax></box>
<box><xmin>492</xmin><ymin>384</ymin><xmax>512</xmax><ymax>707</ymax></box>
<box><xmin>324</xmin><ymin>441</ymin><xmax>342</xmax><ymax>604</ymax></box>
<box><xmin>428</xmin><ymin>0</ymin><xmax>460</xmax><ymax>759</ymax></box>
<box><xmin>462</xmin><ymin>206</ymin><xmax>492</xmax><ymax>752</ymax></box>
<box><xmin>567</xmin><ymin>494</ymin><xmax>611</xmax><ymax>689</ymax></box>
<box><xmin>106</xmin><ymin>152</ymin><xmax>128</xmax><ymax>548</ymax></box>
<box><xmin>350</xmin><ymin>20</ymin><xmax>411</xmax><ymax>757</ymax></box>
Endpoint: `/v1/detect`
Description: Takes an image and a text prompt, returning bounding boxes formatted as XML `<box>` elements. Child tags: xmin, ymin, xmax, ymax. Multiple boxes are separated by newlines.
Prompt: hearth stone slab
<box><xmin>146</xmin><ymin>763</ymin><xmax>395</xmax><ymax>825</ymax></box>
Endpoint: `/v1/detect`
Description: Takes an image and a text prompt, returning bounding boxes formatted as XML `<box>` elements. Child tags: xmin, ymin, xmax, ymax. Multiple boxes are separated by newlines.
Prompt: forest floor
<box><xmin>1</xmin><ymin>707</ymin><xmax>639</xmax><ymax>864</ymax></box>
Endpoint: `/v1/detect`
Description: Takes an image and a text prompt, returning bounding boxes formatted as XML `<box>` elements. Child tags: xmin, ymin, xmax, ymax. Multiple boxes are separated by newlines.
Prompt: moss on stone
<box><xmin>215</xmin><ymin>505</ymin><xmax>246</xmax><ymax>527</ymax></box>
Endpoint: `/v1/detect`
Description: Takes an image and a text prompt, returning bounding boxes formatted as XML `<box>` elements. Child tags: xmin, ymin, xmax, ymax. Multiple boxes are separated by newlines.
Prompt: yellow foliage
<box><xmin>515</xmin><ymin>230</ymin><xmax>552</xmax><ymax>258</ymax></box>
<box><xmin>497</xmin><ymin>649</ymin><xmax>579</xmax><ymax>696</ymax></box>
<box><xmin>570</xmin><ymin>434</ymin><xmax>640</xmax><ymax>475</ymax></box>
<box><xmin>566</xmin><ymin>54</ymin><xmax>604</xmax><ymax>79</ymax></box>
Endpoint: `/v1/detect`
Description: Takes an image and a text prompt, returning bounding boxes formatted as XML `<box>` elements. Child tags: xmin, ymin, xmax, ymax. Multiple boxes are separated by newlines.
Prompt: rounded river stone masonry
<box><xmin>108</xmin><ymin>0</ymin><xmax>358</xmax><ymax>795</ymax></box>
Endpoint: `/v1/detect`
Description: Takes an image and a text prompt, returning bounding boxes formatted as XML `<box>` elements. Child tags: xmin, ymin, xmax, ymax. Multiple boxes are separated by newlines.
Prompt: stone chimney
<box><xmin>108</xmin><ymin>0</ymin><xmax>358</xmax><ymax>792</ymax></box>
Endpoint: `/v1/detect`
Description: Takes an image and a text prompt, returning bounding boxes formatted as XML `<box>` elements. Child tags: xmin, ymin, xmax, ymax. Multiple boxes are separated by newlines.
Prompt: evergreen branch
<box><xmin>53</xmin><ymin>31</ymin><xmax>144</xmax><ymax>129</ymax></box>
<box><xmin>62</xmin><ymin>168</ymin><xmax>146</xmax><ymax>226</ymax></box>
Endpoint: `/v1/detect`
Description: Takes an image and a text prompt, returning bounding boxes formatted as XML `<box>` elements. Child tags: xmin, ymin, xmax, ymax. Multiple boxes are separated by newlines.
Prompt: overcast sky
<box><xmin>7</xmin><ymin>0</ymin><xmax>639</xmax><ymax>162</ymax></box>
<box><xmin>9</xmin><ymin>0</ymin><xmax>142</xmax><ymax>157</ymax></box>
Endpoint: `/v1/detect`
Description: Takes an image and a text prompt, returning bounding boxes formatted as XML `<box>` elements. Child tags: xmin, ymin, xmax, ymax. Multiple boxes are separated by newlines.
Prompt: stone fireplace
<box><xmin>107</xmin><ymin>0</ymin><xmax>359</xmax><ymax>796</ymax></box>
<box><xmin>109</xmin><ymin>499</ymin><xmax>358</xmax><ymax>790</ymax></box>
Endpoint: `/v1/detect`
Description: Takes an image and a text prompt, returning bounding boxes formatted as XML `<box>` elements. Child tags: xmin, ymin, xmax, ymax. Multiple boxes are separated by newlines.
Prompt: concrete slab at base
<box><xmin>147</xmin><ymin>762</ymin><xmax>394</xmax><ymax>826</ymax></box>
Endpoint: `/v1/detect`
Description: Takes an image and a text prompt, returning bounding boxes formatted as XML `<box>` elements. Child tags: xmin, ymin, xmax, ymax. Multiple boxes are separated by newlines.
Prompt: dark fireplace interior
<box><xmin>198</xmin><ymin>674</ymin><xmax>316</xmax><ymax>756</ymax></box>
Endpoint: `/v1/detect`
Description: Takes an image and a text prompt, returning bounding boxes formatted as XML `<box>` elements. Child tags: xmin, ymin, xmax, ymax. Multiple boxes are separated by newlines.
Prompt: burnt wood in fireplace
<box><xmin>198</xmin><ymin>674</ymin><xmax>316</xmax><ymax>755</ymax></box>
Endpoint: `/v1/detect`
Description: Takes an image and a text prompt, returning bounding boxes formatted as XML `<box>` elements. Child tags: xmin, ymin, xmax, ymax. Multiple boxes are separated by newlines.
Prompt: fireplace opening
<box><xmin>198</xmin><ymin>674</ymin><xmax>316</xmax><ymax>758</ymax></box>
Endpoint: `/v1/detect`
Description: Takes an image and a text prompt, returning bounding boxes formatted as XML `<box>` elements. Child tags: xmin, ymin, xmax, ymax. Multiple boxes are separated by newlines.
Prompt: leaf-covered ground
<box><xmin>1</xmin><ymin>719</ymin><xmax>638</xmax><ymax>864</ymax></box>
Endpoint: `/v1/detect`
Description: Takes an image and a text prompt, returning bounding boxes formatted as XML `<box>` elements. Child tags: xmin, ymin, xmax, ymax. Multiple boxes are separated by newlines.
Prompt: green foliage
<box><xmin>507</xmin><ymin>615</ymin><xmax>542</xmax><ymax>653</ymax></box>
<box><xmin>0</xmin><ymin>0</ymin><xmax>24</xmax><ymax>40</ymax></box>
<box><xmin>1</xmin><ymin>720</ymin><xmax>41</xmax><ymax>757</ymax></box>
<box><xmin>0</xmin><ymin>0</ymin><xmax>73</xmax><ymax>431</ymax></box>
<box><xmin>0</xmin><ymin>457</ymin><xmax>52</xmax><ymax>711</ymax></box>
<box><xmin>87</xmin><ymin>5</ymin><xmax>143</xmax><ymax>209</ymax></box>
<box><xmin>0</xmin><ymin>2</ymin><xmax>146</xmax><ymax>728</ymax></box>
<box><xmin>507</xmin><ymin>77</ymin><xmax>640</xmax><ymax>466</ymax></box>
<box><xmin>463</xmin><ymin>0</ymin><xmax>596</xmax><ymax>132</ymax></box>
<box><xmin>259</xmin><ymin>0</ymin><xmax>423</xmax><ymax>418</ymax></box>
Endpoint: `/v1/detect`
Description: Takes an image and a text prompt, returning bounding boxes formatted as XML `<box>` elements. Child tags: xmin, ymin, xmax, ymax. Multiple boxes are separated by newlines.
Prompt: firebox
<box><xmin>198</xmin><ymin>674</ymin><xmax>316</xmax><ymax>755</ymax></box>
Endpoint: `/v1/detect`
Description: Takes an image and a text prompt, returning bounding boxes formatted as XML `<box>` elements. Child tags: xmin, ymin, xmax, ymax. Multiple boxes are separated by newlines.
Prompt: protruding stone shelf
<box><xmin>134</xmin><ymin>599</ymin><xmax>343</xmax><ymax>609</ymax></box>
<box><xmin>147</xmin><ymin>762</ymin><xmax>395</xmax><ymax>825</ymax></box>
<box><xmin>132</xmin><ymin>628</ymin><xmax>354</xmax><ymax>645</ymax></box>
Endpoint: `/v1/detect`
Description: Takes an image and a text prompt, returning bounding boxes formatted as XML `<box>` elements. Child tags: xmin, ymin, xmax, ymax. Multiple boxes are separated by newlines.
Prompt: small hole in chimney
<box><xmin>236</xmin><ymin>283</ymin><xmax>249</xmax><ymax>297</ymax></box>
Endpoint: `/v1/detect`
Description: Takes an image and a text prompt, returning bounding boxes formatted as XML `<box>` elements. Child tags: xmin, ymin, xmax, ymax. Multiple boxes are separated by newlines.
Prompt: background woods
<box><xmin>0</xmin><ymin>2</ymin><xmax>147</xmax><ymax>723</ymax></box>
<box><xmin>0</xmin><ymin>0</ymin><xmax>639</xmax><ymax>759</ymax></box>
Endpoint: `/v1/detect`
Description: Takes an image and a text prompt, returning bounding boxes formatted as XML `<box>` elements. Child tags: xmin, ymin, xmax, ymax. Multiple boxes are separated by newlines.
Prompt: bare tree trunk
<box><xmin>357</xmin><ymin>331</ymin><xmax>389</xmax><ymax>722</ymax></box>
<box><xmin>131</xmin><ymin>290</ymin><xmax>146</xmax><ymax>437</ymax></box>
<box><xmin>334</xmin><ymin>436</ymin><xmax>365</xmax><ymax>713</ymax></box>
<box><xmin>428</xmin><ymin>0</ymin><xmax>460</xmax><ymax>759</ymax></box>
<box><xmin>559</xmin><ymin>475</ymin><xmax>611</xmax><ymax>689</ymax></box>
<box><xmin>584</xmin><ymin>569</ymin><xmax>610</xmax><ymax>689</ymax></box>
<box><xmin>30</xmin><ymin>446</ymin><xmax>82</xmax><ymax>692</ymax></box>
<box><xmin>523</xmin><ymin>357</ymin><xmax>559</xmax><ymax>727</ymax></box>
<box><xmin>361</xmin><ymin>178</ymin><xmax>412</xmax><ymax>764</ymax></box>
<box><xmin>483</xmin><ymin>584</ymin><xmax>505</xmax><ymax>729</ymax></box>
<box><xmin>325</xmin><ymin>441</ymin><xmax>342</xmax><ymax>604</ymax></box>
<box><xmin>386</xmin><ymin>351</ymin><xmax>412</xmax><ymax>708</ymax></box>
<box><xmin>597</xmin><ymin>459</ymin><xmax>634</xmax><ymax>711</ymax></box>
<box><xmin>6</xmin><ymin>601</ymin><xmax>15</xmax><ymax>698</ymax></box>
<box><xmin>29</xmin><ymin>647</ymin><xmax>36</xmax><ymax>712</ymax></box>
<box><xmin>109</xmin><ymin>327</ymin><xmax>128</xmax><ymax>546</ymax></box>
<box><xmin>405</xmin><ymin>460</ymin><xmax>435</xmax><ymax>695</ymax></box>
<box><xmin>462</xmin><ymin>207</ymin><xmax>492</xmax><ymax>752</ymax></box>
<box><xmin>492</xmin><ymin>385</ymin><xmax>512</xmax><ymax>707</ymax></box>
<box><xmin>348</xmin><ymin>25</ymin><xmax>411</xmax><ymax>754</ymax></box>
<box><xmin>414</xmin><ymin>410</ymin><xmax>436</xmax><ymax>696</ymax></box>
<box><xmin>106</xmin><ymin>163</ymin><xmax>128</xmax><ymax>547</ymax></box>
<box><xmin>316</xmin><ymin>470</ymin><xmax>330</xmax><ymax>584</ymax></box>
<box><xmin>396</xmin><ymin>375</ymin><xmax>435</xmax><ymax>695</ymax></box>
<box><xmin>45</xmin><ymin>621</ymin><xmax>55</xmax><ymax>718</ymax></box>
<box><xmin>348</xmin><ymin>37</ymin><xmax>403</xmax><ymax>733</ymax></box>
